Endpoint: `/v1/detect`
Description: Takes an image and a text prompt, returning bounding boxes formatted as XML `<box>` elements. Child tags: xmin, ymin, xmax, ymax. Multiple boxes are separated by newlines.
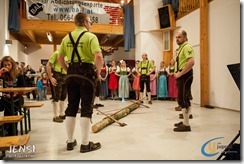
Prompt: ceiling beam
<box><xmin>100</xmin><ymin>34</ymin><xmax>110</xmax><ymax>44</ymax></box>
<box><xmin>113</xmin><ymin>36</ymin><xmax>124</xmax><ymax>46</ymax></box>
<box><xmin>23</xmin><ymin>30</ymin><xmax>37</xmax><ymax>43</ymax></box>
<box><xmin>20</xmin><ymin>19</ymin><xmax>123</xmax><ymax>35</ymax></box>
<box><xmin>23</xmin><ymin>30</ymin><xmax>41</xmax><ymax>48</ymax></box>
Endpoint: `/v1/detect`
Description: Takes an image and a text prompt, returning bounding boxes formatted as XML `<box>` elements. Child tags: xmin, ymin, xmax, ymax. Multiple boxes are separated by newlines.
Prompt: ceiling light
<box><xmin>46</xmin><ymin>32</ymin><xmax>53</xmax><ymax>42</ymax></box>
<box><xmin>103</xmin><ymin>36</ymin><xmax>109</xmax><ymax>43</ymax></box>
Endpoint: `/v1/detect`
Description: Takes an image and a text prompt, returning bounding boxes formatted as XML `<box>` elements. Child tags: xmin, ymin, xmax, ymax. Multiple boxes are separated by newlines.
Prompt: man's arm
<box><xmin>58</xmin><ymin>54</ymin><xmax>68</xmax><ymax>72</ymax></box>
<box><xmin>174</xmin><ymin>57</ymin><xmax>194</xmax><ymax>79</ymax></box>
<box><xmin>94</xmin><ymin>52</ymin><xmax>104</xmax><ymax>76</ymax></box>
<box><xmin>46</xmin><ymin>61</ymin><xmax>57</xmax><ymax>86</ymax></box>
<box><xmin>146</xmin><ymin>61</ymin><xmax>154</xmax><ymax>76</ymax></box>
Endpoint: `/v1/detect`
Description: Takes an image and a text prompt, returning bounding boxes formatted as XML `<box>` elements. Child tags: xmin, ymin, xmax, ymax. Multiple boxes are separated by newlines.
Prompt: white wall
<box><xmin>174</xmin><ymin>0</ymin><xmax>240</xmax><ymax>111</ymax></box>
<box><xmin>27</xmin><ymin>44</ymin><xmax>56</xmax><ymax>71</ymax></box>
<box><xmin>0</xmin><ymin>0</ymin><xmax>10</xmax><ymax>58</ymax></box>
<box><xmin>134</xmin><ymin>0</ymin><xmax>164</xmax><ymax>70</ymax></box>
<box><xmin>17</xmin><ymin>42</ymin><xmax>28</xmax><ymax>63</ymax></box>
<box><xmin>208</xmin><ymin>0</ymin><xmax>240</xmax><ymax>110</ymax></box>
<box><xmin>105</xmin><ymin>47</ymin><xmax>135</xmax><ymax>63</ymax></box>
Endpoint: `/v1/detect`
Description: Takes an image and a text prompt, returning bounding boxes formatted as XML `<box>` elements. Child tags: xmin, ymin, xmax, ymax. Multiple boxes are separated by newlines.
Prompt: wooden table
<box><xmin>0</xmin><ymin>87</ymin><xmax>37</xmax><ymax>135</ymax></box>
<box><xmin>0</xmin><ymin>87</ymin><xmax>37</xmax><ymax>94</ymax></box>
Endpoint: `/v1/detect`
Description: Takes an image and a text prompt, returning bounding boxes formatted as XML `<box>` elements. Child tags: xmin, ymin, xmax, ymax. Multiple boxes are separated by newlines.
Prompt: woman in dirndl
<box><xmin>168</xmin><ymin>59</ymin><xmax>178</xmax><ymax>100</ymax></box>
<box><xmin>157</xmin><ymin>61</ymin><xmax>168</xmax><ymax>100</ymax></box>
<box><xmin>108</xmin><ymin>60</ymin><xmax>119</xmax><ymax>100</ymax></box>
<box><xmin>116</xmin><ymin>60</ymin><xmax>131</xmax><ymax>102</ymax></box>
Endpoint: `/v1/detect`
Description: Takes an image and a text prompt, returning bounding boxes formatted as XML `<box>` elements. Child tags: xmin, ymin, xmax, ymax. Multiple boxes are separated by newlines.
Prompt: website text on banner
<box><xmin>26</xmin><ymin>0</ymin><xmax>120</xmax><ymax>25</ymax></box>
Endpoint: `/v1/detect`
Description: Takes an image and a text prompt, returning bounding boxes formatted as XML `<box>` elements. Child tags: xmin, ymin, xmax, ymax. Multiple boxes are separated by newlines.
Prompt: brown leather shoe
<box><xmin>175</xmin><ymin>106</ymin><xmax>182</xmax><ymax>111</ymax></box>
<box><xmin>53</xmin><ymin>117</ymin><xmax>63</xmax><ymax>123</ymax></box>
<box><xmin>67</xmin><ymin>139</ymin><xmax>77</xmax><ymax>151</ymax></box>
<box><xmin>80</xmin><ymin>141</ymin><xmax>101</xmax><ymax>153</ymax></box>
<box><xmin>174</xmin><ymin>121</ymin><xmax>183</xmax><ymax>127</ymax></box>
<box><xmin>59</xmin><ymin>115</ymin><xmax>66</xmax><ymax>120</ymax></box>
<box><xmin>173</xmin><ymin>124</ymin><xmax>191</xmax><ymax>132</ymax></box>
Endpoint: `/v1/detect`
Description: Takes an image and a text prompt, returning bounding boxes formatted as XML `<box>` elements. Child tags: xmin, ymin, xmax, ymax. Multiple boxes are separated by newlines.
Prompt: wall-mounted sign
<box><xmin>26</xmin><ymin>0</ymin><xmax>120</xmax><ymax>25</ymax></box>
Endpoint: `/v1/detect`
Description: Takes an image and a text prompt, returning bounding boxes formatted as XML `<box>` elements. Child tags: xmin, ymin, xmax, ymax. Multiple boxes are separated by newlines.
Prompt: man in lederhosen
<box><xmin>46</xmin><ymin>50</ymin><xmax>67</xmax><ymax>123</ymax></box>
<box><xmin>58</xmin><ymin>12</ymin><xmax>104</xmax><ymax>153</ymax></box>
<box><xmin>137</xmin><ymin>53</ymin><xmax>154</xmax><ymax>104</ymax></box>
<box><xmin>173</xmin><ymin>30</ymin><xmax>195</xmax><ymax>132</ymax></box>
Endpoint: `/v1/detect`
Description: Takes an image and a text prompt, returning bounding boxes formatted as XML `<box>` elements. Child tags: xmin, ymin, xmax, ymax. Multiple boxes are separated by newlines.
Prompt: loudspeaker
<box><xmin>158</xmin><ymin>4</ymin><xmax>175</xmax><ymax>29</ymax></box>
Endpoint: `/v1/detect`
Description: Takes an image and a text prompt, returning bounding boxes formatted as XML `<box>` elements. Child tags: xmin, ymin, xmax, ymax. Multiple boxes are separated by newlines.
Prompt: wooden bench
<box><xmin>0</xmin><ymin>115</ymin><xmax>24</xmax><ymax>124</ymax></box>
<box><xmin>22</xmin><ymin>103</ymin><xmax>44</xmax><ymax>109</ymax></box>
<box><xmin>0</xmin><ymin>134</ymin><xmax>30</xmax><ymax>159</ymax></box>
<box><xmin>21</xmin><ymin>103</ymin><xmax>44</xmax><ymax>134</ymax></box>
<box><xmin>0</xmin><ymin>115</ymin><xmax>24</xmax><ymax>136</ymax></box>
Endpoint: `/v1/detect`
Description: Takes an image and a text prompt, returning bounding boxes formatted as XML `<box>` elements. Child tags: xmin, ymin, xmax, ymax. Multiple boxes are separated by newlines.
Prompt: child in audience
<box><xmin>132</xmin><ymin>60</ymin><xmax>140</xmax><ymax>100</ymax></box>
<box><xmin>36</xmin><ymin>75</ymin><xmax>44</xmax><ymax>101</ymax></box>
<box><xmin>41</xmin><ymin>72</ymin><xmax>49</xmax><ymax>100</ymax></box>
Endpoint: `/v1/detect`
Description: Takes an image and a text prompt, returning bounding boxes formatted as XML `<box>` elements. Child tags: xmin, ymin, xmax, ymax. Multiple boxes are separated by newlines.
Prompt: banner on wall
<box><xmin>26</xmin><ymin>0</ymin><xmax>121</xmax><ymax>24</ymax></box>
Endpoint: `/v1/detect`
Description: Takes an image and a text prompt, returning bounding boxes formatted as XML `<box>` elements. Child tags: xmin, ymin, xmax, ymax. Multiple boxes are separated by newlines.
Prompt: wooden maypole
<box><xmin>92</xmin><ymin>101</ymin><xmax>143</xmax><ymax>133</ymax></box>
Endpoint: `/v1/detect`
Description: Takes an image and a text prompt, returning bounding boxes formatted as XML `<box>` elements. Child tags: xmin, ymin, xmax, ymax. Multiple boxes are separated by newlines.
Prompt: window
<box><xmin>163</xmin><ymin>30</ymin><xmax>170</xmax><ymax>51</ymax></box>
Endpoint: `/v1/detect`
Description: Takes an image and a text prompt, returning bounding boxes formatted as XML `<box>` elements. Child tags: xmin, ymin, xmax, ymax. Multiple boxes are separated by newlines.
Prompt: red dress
<box><xmin>132</xmin><ymin>72</ymin><xmax>140</xmax><ymax>91</ymax></box>
<box><xmin>168</xmin><ymin>67</ymin><xmax>178</xmax><ymax>98</ymax></box>
<box><xmin>108</xmin><ymin>67</ymin><xmax>118</xmax><ymax>90</ymax></box>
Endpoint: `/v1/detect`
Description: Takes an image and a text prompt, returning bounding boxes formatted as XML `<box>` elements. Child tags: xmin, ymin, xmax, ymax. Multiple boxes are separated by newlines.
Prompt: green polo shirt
<box><xmin>49</xmin><ymin>51</ymin><xmax>67</xmax><ymax>74</ymax></box>
<box><xmin>59</xmin><ymin>27</ymin><xmax>101</xmax><ymax>65</ymax></box>
<box><xmin>137</xmin><ymin>60</ymin><xmax>154</xmax><ymax>74</ymax></box>
<box><xmin>177</xmin><ymin>42</ymin><xmax>194</xmax><ymax>70</ymax></box>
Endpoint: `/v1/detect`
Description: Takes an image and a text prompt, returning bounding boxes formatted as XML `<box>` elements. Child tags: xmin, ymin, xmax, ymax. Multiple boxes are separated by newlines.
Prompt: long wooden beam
<box><xmin>20</xmin><ymin>19</ymin><xmax>123</xmax><ymax>35</ymax></box>
<box><xmin>113</xmin><ymin>35</ymin><xmax>124</xmax><ymax>46</ymax></box>
<box><xmin>100</xmin><ymin>34</ymin><xmax>110</xmax><ymax>44</ymax></box>
<box><xmin>23</xmin><ymin>30</ymin><xmax>36</xmax><ymax>43</ymax></box>
<box><xmin>200</xmin><ymin>0</ymin><xmax>209</xmax><ymax>107</ymax></box>
<box><xmin>23</xmin><ymin>30</ymin><xmax>41</xmax><ymax>48</ymax></box>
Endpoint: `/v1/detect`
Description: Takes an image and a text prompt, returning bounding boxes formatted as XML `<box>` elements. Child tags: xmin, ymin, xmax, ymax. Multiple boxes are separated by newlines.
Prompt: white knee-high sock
<box><xmin>147</xmin><ymin>92</ymin><xmax>151</xmax><ymax>101</ymax></box>
<box><xmin>53</xmin><ymin>102</ymin><xmax>58</xmax><ymax>117</ymax></box>
<box><xmin>94</xmin><ymin>97</ymin><xmax>100</xmax><ymax>104</ymax></box>
<box><xmin>188</xmin><ymin>106</ymin><xmax>192</xmax><ymax>115</ymax></box>
<box><xmin>59</xmin><ymin>101</ymin><xmax>65</xmax><ymax>116</ymax></box>
<box><xmin>80</xmin><ymin>117</ymin><xmax>90</xmax><ymax>145</ymax></box>
<box><xmin>140</xmin><ymin>92</ymin><xmax>144</xmax><ymax>100</ymax></box>
<box><xmin>182</xmin><ymin>108</ymin><xmax>190</xmax><ymax>126</ymax></box>
<box><xmin>65</xmin><ymin>116</ymin><xmax>76</xmax><ymax>143</ymax></box>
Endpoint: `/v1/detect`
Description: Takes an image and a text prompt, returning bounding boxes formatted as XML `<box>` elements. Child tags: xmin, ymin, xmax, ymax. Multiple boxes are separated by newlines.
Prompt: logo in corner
<box><xmin>201</xmin><ymin>137</ymin><xmax>224</xmax><ymax>157</ymax></box>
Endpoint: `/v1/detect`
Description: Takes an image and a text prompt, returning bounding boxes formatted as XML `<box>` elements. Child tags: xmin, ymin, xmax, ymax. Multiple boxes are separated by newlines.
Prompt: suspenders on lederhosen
<box><xmin>66</xmin><ymin>31</ymin><xmax>96</xmax><ymax>89</ymax></box>
<box><xmin>140</xmin><ymin>60</ymin><xmax>149</xmax><ymax>81</ymax></box>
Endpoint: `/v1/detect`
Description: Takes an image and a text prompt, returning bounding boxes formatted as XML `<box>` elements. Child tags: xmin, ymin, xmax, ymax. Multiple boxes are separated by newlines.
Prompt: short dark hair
<box><xmin>181</xmin><ymin>30</ymin><xmax>188</xmax><ymax>41</ymax></box>
<box><xmin>74</xmin><ymin>12</ymin><xmax>88</xmax><ymax>26</ymax></box>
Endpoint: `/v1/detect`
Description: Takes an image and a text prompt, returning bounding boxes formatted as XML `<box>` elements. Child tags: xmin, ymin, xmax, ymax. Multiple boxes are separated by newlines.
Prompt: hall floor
<box><xmin>4</xmin><ymin>96</ymin><xmax>241</xmax><ymax>161</ymax></box>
